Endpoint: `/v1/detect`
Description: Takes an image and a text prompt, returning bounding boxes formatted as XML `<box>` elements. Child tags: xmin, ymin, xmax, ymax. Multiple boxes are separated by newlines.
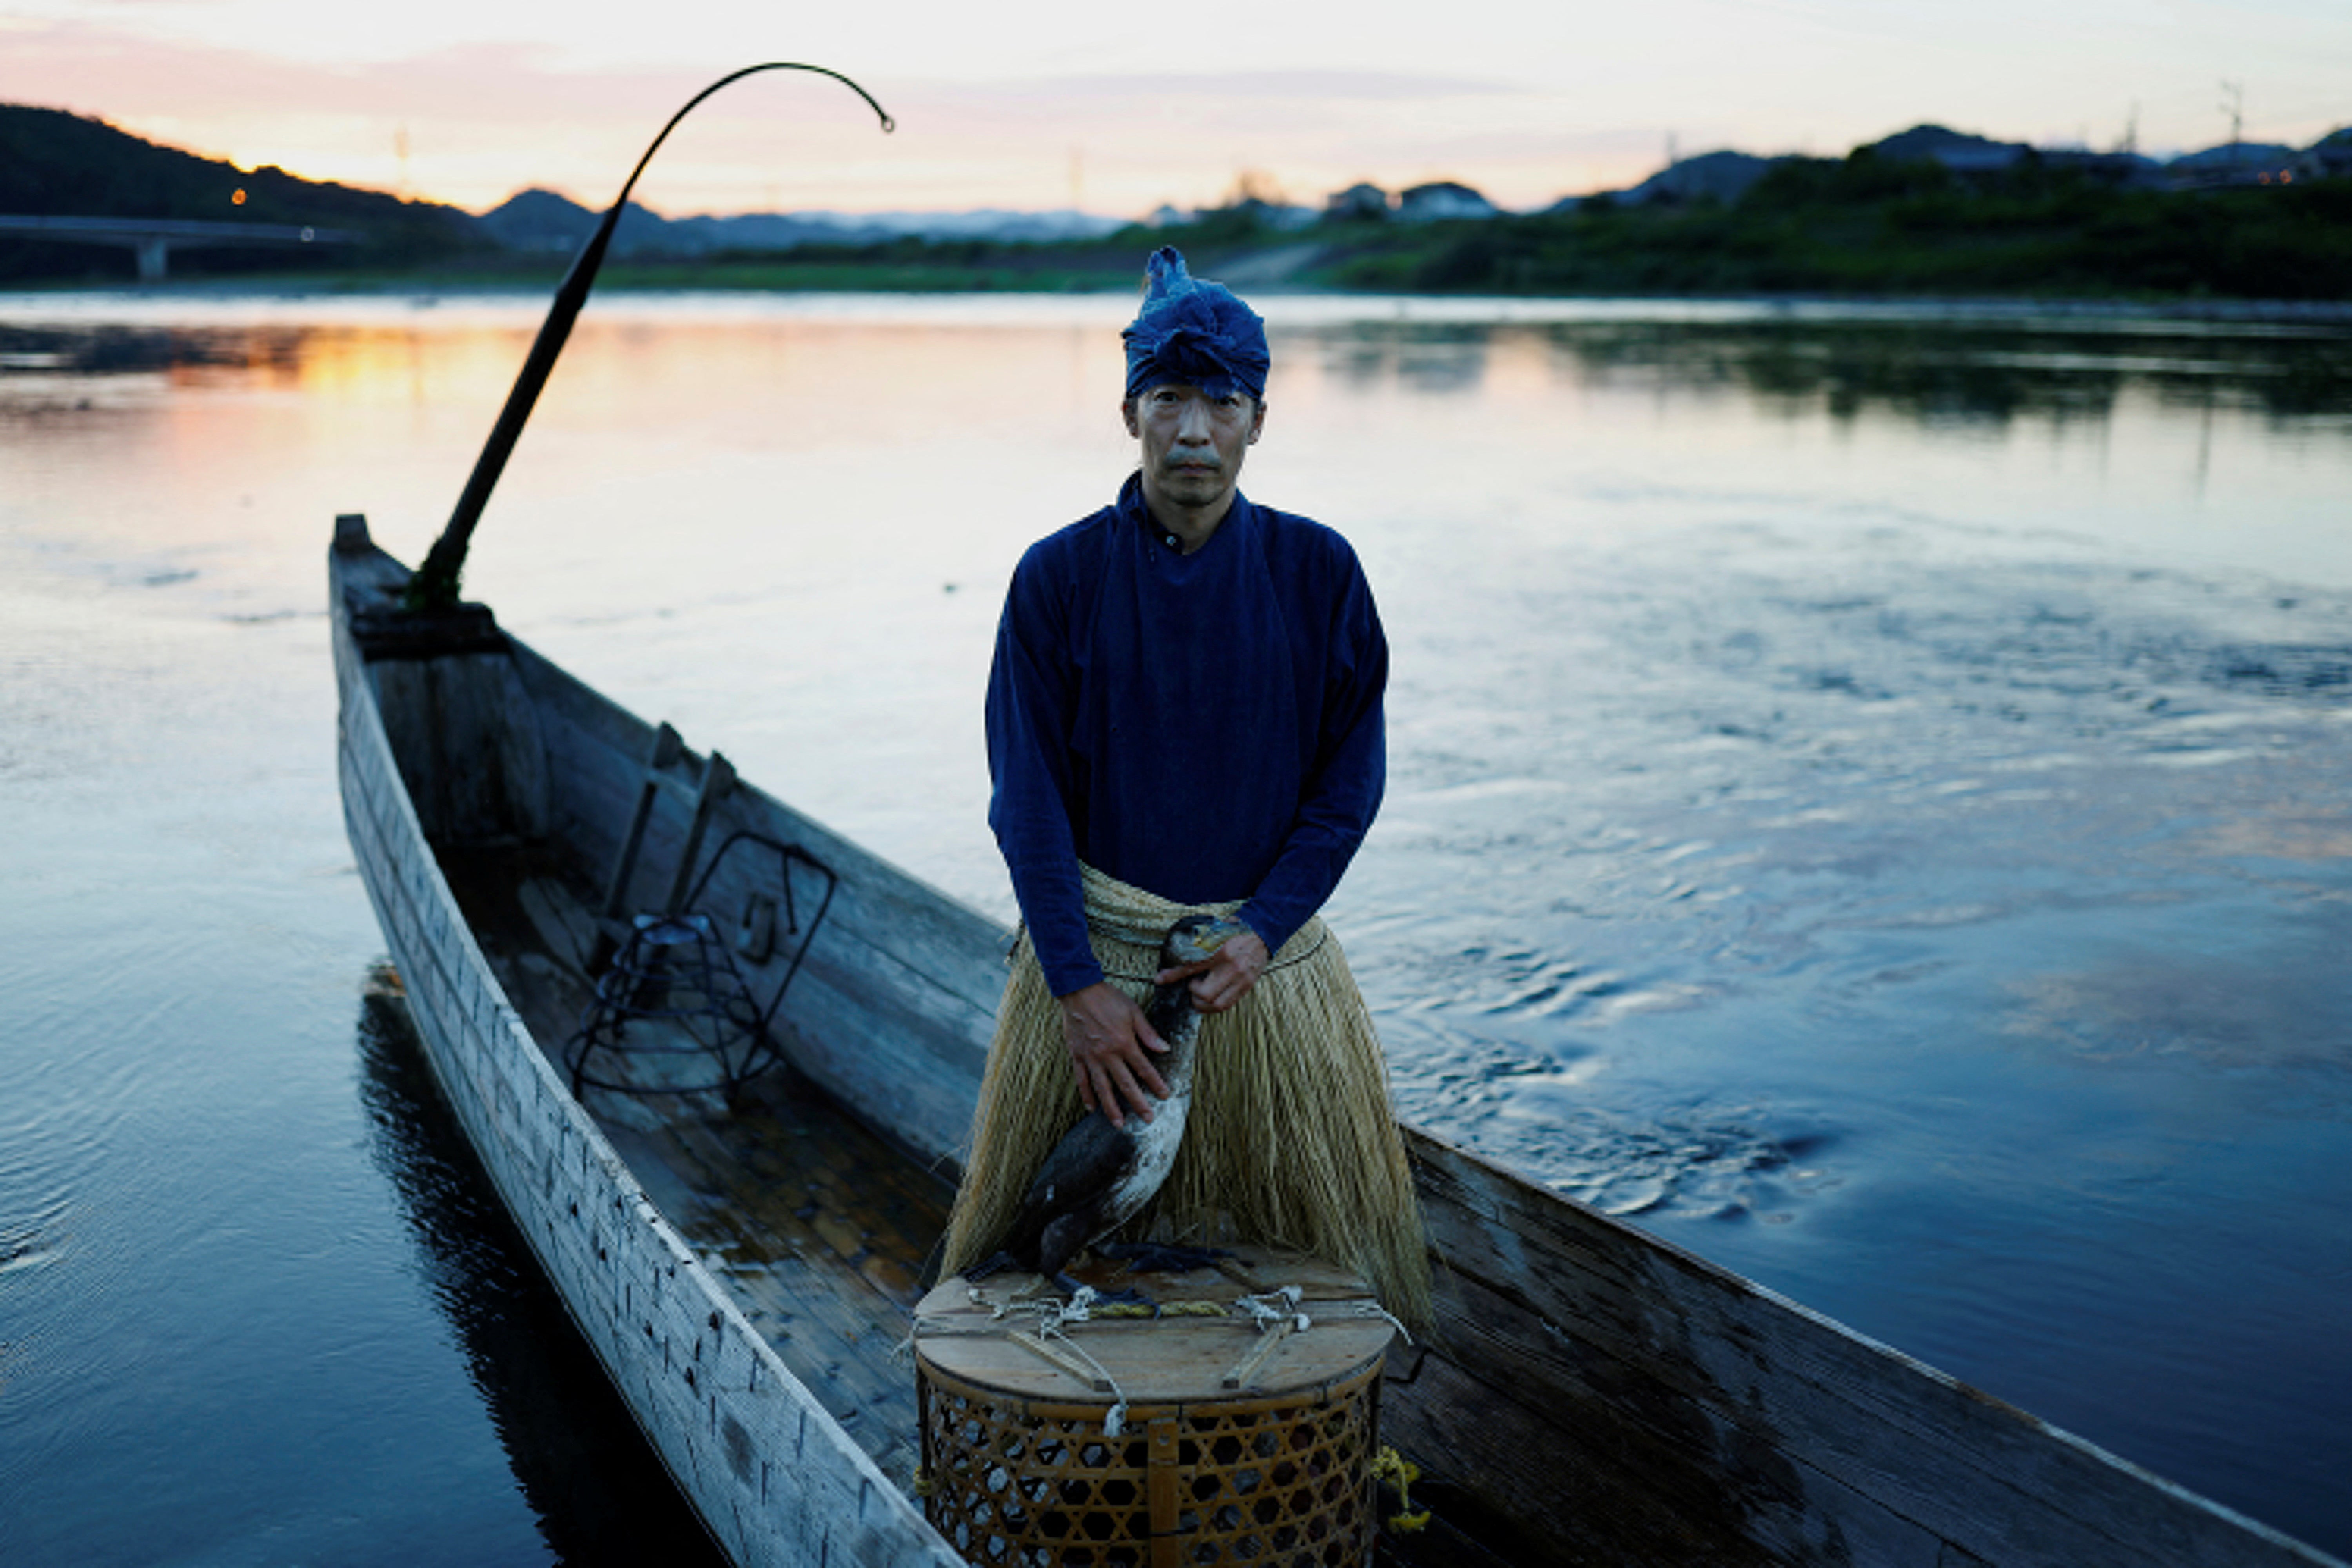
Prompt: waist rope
<box><xmin>1007</xmin><ymin>920</ymin><xmax>1328</xmax><ymax>979</ymax></box>
<box><xmin>1007</xmin><ymin>859</ymin><xmax>1329</xmax><ymax>978</ymax></box>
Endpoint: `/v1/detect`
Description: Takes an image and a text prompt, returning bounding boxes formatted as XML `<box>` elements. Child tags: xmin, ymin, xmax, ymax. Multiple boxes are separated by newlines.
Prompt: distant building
<box><xmin>1396</xmin><ymin>181</ymin><xmax>1497</xmax><ymax>223</ymax></box>
<box><xmin>1324</xmin><ymin>183</ymin><xmax>1391</xmax><ymax>221</ymax></box>
<box><xmin>1236</xmin><ymin>200</ymin><xmax>1319</xmax><ymax>232</ymax></box>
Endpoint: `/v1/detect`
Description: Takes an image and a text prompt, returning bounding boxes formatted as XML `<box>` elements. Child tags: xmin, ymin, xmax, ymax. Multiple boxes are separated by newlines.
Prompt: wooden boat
<box><xmin>330</xmin><ymin>513</ymin><xmax>2340</xmax><ymax>1568</ymax></box>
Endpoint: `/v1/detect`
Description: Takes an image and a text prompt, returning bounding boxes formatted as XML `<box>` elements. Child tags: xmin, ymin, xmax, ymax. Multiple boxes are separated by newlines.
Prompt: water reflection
<box><xmin>1287</xmin><ymin>315</ymin><xmax>2352</xmax><ymax>423</ymax></box>
<box><xmin>354</xmin><ymin>967</ymin><xmax>726</xmax><ymax>1568</ymax></box>
<box><xmin>13</xmin><ymin>309</ymin><xmax>2352</xmax><ymax>424</ymax></box>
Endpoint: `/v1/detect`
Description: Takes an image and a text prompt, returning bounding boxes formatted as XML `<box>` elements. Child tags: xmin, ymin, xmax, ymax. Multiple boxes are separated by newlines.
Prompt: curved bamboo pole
<box><xmin>406</xmin><ymin>63</ymin><xmax>893</xmax><ymax>611</ymax></box>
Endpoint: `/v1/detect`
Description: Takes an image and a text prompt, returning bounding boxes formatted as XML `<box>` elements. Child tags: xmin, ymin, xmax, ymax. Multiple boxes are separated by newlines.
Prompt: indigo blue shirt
<box><xmin>987</xmin><ymin>474</ymin><xmax>1388</xmax><ymax>996</ymax></box>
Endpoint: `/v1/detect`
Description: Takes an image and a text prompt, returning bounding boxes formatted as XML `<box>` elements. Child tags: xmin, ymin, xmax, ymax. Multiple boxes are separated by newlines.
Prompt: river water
<box><xmin>3</xmin><ymin>290</ymin><xmax>2348</xmax><ymax>1563</ymax></box>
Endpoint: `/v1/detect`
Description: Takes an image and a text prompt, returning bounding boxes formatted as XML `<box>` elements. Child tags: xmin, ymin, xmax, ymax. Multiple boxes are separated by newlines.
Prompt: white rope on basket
<box><xmin>968</xmin><ymin>1284</ymin><xmax>1137</xmax><ymax>1436</ymax></box>
<box><xmin>919</xmin><ymin>1278</ymin><xmax>1412</xmax><ymax>1434</ymax></box>
<box><xmin>1231</xmin><ymin>1284</ymin><xmax>1312</xmax><ymax>1335</ymax></box>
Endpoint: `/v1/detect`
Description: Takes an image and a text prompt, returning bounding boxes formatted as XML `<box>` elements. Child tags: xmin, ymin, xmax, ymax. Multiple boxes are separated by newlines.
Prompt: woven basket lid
<box><xmin>914</xmin><ymin>1244</ymin><xmax>1395</xmax><ymax>1406</ymax></box>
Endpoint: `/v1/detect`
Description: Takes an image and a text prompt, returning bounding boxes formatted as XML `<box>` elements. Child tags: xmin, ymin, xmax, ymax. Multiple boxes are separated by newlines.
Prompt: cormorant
<box><xmin>971</xmin><ymin>913</ymin><xmax>1238</xmax><ymax>1296</ymax></box>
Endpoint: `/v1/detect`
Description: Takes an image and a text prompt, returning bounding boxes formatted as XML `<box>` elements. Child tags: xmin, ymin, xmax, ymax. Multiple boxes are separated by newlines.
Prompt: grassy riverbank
<box><xmin>593</xmin><ymin>160</ymin><xmax>2352</xmax><ymax>306</ymax></box>
<box><xmin>1319</xmin><ymin>158</ymin><xmax>2352</xmax><ymax>301</ymax></box>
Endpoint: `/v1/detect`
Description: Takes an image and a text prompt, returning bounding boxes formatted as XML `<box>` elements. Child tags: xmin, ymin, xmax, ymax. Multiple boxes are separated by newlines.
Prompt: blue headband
<box><xmin>1121</xmin><ymin>247</ymin><xmax>1269</xmax><ymax>403</ymax></box>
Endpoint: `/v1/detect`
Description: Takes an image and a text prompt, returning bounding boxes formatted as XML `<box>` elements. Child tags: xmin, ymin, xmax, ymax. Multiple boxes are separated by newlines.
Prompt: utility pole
<box><xmin>2220</xmin><ymin>80</ymin><xmax>2245</xmax><ymax>169</ymax></box>
<box><xmin>2120</xmin><ymin>101</ymin><xmax>2138</xmax><ymax>157</ymax></box>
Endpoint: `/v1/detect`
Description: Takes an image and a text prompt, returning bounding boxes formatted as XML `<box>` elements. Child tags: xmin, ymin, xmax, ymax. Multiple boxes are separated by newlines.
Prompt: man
<box><xmin>942</xmin><ymin>248</ymin><xmax>1427</xmax><ymax>1325</ymax></box>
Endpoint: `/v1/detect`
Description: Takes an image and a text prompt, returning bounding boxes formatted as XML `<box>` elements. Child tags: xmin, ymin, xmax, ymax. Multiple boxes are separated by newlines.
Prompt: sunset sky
<box><xmin>5</xmin><ymin>0</ymin><xmax>2347</xmax><ymax>219</ymax></box>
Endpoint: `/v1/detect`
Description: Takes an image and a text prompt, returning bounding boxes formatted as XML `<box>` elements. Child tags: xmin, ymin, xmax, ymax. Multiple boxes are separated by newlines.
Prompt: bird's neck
<box><xmin>1145</xmin><ymin>980</ymin><xmax>1204</xmax><ymax>1101</ymax></box>
<box><xmin>1160</xmin><ymin>1029</ymin><xmax>1201</xmax><ymax>1098</ymax></box>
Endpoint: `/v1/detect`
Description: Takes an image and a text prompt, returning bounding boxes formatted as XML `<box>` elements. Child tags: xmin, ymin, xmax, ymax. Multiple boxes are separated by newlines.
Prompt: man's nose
<box><xmin>1174</xmin><ymin>398</ymin><xmax>1214</xmax><ymax>443</ymax></box>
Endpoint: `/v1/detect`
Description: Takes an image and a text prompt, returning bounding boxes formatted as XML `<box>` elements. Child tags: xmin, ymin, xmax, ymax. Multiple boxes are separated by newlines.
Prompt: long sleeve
<box><xmin>985</xmin><ymin>542</ymin><xmax>1104</xmax><ymax>996</ymax></box>
<box><xmin>1234</xmin><ymin>548</ymin><xmax>1387</xmax><ymax>953</ymax></box>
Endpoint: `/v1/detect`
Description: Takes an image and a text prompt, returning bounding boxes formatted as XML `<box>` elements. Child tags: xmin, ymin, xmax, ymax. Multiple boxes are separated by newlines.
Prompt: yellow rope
<box><xmin>1371</xmin><ymin>1446</ymin><xmax>1430</xmax><ymax>1533</ymax></box>
<box><xmin>1085</xmin><ymin>1299</ymin><xmax>1230</xmax><ymax>1319</ymax></box>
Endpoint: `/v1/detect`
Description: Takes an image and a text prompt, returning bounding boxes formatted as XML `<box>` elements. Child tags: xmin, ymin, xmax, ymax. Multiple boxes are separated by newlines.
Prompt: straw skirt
<box><xmin>942</xmin><ymin>866</ymin><xmax>1430</xmax><ymax>1329</ymax></box>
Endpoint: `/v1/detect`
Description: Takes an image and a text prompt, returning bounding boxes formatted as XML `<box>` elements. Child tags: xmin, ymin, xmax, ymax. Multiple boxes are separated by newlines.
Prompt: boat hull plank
<box><xmin>373</xmin><ymin>651</ymin><xmax>551</xmax><ymax>846</ymax></box>
<box><xmin>1404</xmin><ymin>1131</ymin><xmax>2335</xmax><ymax>1568</ymax></box>
<box><xmin>1386</xmin><ymin>1235</ymin><xmax>1948</xmax><ymax>1567</ymax></box>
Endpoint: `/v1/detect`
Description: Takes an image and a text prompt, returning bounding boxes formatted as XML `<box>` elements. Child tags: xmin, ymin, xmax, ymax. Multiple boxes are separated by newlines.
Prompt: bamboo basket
<box><xmin>913</xmin><ymin>1249</ymin><xmax>1393</xmax><ymax>1568</ymax></box>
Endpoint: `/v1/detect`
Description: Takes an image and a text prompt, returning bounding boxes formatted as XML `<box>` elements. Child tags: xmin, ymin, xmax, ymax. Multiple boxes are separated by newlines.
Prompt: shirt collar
<box><xmin>1118</xmin><ymin>472</ymin><xmax>1253</xmax><ymax>556</ymax></box>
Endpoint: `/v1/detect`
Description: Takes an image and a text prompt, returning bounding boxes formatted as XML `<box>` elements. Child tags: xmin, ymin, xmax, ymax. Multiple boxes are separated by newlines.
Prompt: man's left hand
<box><xmin>1157</xmin><ymin>929</ymin><xmax>1270</xmax><ymax>1014</ymax></box>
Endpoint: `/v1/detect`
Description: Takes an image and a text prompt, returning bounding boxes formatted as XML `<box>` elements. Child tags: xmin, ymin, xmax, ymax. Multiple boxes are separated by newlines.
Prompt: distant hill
<box><xmin>0</xmin><ymin>103</ymin><xmax>486</xmax><ymax>281</ymax></box>
<box><xmin>1628</xmin><ymin>151</ymin><xmax>1783</xmax><ymax>205</ymax></box>
<box><xmin>475</xmin><ymin>189</ymin><xmax>680</xmax><ymax>256</ymax></box>
<box><xmin>1869</xmin><ymin>124</ymin><xmax>2032</xmax><ymax>172</ymax></box>
<box><xmin>475</xmin><ymin>187</ymin><xmax>1125</xmax><ymax>257</ymax></box>
<box><xmin>0</xmin><ymin>103</ymin><xmax>1127</xmax><ymax>282</ymax></box>
<box><xmin>1553</xmin><ymin>121</ymin><xmax>2348</xmax><ymax>212</ymax></box>
<box><xmin>2167</xmin><ymin>142</ymin><xmax>2299</xmax><ymax>172</ymax></box>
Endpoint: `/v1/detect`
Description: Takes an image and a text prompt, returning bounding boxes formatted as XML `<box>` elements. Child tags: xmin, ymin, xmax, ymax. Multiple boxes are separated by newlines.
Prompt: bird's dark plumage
<box><xmin>972</xmin><ymin>914</ymin><xmax>1233</xmax><ymax>1292</ymax></box>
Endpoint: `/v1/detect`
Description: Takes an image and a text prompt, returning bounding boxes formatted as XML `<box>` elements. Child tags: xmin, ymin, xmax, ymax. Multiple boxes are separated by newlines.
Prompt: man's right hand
<box><xmin>1057</xmin><ymin>982</ymin><xmax>1170</xmax><ymax>1128</ymax></box>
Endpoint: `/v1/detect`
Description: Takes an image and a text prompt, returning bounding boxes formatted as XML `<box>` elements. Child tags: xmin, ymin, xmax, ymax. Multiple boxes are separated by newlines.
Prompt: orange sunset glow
<box><xmin>5</xmin><ymin>0</ymin><xmax>2347</xmax><ymax>219</ymax></box>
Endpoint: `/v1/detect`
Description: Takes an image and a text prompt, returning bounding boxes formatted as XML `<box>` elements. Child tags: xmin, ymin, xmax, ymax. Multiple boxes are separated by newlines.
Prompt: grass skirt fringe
<box><xmin>942</xmin><ymin>864</ymin><xmax>1431</xmax><ymax>1330</ymax></box>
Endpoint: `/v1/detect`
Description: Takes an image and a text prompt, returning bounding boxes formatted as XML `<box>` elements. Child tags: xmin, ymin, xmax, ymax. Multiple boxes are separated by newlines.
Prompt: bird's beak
<box><xmin>1169</xmin><ymin>915</ymin><xmax>1247</xmax><ymax>967</ymax></box>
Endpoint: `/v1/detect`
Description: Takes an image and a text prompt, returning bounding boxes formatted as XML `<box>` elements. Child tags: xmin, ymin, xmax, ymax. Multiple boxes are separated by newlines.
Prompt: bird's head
<box><xmin>1163</xmin><ymin>913</ymin><xmax>1248</xmax><ymax>968</ymax></box>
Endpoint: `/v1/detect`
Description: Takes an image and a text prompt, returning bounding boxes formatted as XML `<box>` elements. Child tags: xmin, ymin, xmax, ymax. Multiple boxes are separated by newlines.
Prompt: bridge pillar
<box><xmin>134</xmin><ymin>238</ymin><xmax>170</xmax><ymax>283</ymax></box>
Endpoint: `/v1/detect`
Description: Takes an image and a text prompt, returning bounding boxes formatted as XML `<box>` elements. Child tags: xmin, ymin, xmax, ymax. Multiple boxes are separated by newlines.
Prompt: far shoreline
<box><xmin>5</xmin><ymin>274</ymin><xmax>2352</xmax><ymax>329</ymax></box>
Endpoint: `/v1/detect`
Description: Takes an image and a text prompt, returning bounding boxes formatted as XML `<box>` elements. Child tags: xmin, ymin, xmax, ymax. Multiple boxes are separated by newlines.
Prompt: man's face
<box><xmin>1123</xmin><ymin>383</ymin><xmax>1265</xmax><ymax>517</ymax></box>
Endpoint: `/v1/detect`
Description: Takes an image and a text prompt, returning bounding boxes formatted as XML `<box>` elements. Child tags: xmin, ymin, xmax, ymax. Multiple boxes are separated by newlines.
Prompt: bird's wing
<box><xmin>1023</xmin><ymin>1113</ymin><xmax>1132</xmax><ymax>1210</ymax></box>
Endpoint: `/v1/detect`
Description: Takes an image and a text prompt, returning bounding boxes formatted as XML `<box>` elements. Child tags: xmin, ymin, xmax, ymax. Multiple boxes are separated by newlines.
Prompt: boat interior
<box><xmin>437</xmin><ymin>841</ymin><xmax>953</xmax><ymax>1493</ymax></box>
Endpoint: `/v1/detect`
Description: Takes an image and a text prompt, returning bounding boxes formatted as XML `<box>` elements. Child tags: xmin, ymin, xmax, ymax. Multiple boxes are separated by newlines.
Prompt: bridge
<box><xmin>0</xmin><ymin>216</ymin><xmax>362</xmax><ymax>282</ymax></box>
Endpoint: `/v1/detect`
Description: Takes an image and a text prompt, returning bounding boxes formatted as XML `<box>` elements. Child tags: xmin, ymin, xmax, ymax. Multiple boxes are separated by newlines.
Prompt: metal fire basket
<box><xmin>563</xmin><ymin>830</ymin><xmax>835</xmax><ymax>1100</ymax></box>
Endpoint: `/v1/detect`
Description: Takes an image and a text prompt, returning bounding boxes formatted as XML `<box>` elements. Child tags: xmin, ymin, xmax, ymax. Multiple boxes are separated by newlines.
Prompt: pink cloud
<box><xmin>0</xmin><ymin>22</ymin><xmax>1671</xmax><ymax>213</ymax></box>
